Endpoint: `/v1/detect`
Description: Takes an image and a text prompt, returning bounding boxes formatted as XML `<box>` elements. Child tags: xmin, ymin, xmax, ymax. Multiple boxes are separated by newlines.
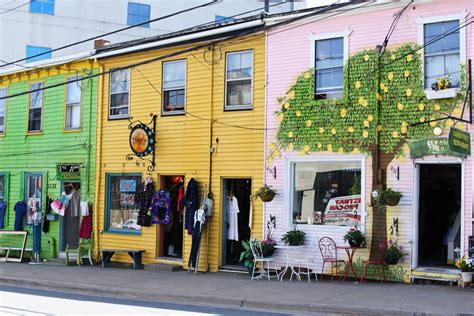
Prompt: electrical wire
<box><xmin>0</xmin><ymin>0</ymin><xmax>220</xmax><ymax>67</ymax></box>
<box><xmin>0</xmin><ymin>0</ymin><xmax>30</xmax><ymax>15</ymax></box>
<box><xmin>0</xmin><ymin>143</ymin><xmax>86</xmax><ymax>158</ymax></box>
<box><xmin>378</xmin><ymin>0</ymin><xmax>414</xmax><ymax>56</ymax></box>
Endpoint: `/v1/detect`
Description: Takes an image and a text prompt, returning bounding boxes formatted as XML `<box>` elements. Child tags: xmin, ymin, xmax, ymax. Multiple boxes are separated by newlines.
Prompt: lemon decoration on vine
<box><xmin>404</xmin><ymin>70</ymin><xmax>410</xmax><ymax>78</ymax></box>
<box><xmin>296</xmin><ymin>110</ymin><xmax>302</xmax><ymax>117</ymax></box>
<box><xmin>367</xmin><ymin>115</ymin><xmax>374</xmax><ymax>122</ymax></box>
<box><xmin>380</xmin><ymin>83</ymin><xmax>385</xmax><ymax>90</ymax></box>
<box><xmin>347</xmin><ymin>127</ymin><xmax>354</xmax><ymax>133</ymax></box>
<box><xmin>429</xmin><ymin>119</ymin><xmax>437</xmax><ymax>127</ymax></box>
<box><xmin>363</xmin><ymin>54</ymin><xmax>370</xmax><ymax>61</ymax></box>
<box><xmin>355</xmin><ymin>81</ymin><xmax>361</xmax><ymax>89</ymax></box>
<box><xmin>269</xmin><ymin>143</ymin><xmax>276</xmax><ymax>149</ymax></box>
<box><xmin>392</xmin><ymin>131</ymin><xmax>399</xmax><ymax>138</ymax></box>
<box><xmin>401</xmin><ymin>121</ymin><xmax>408</xmax><ymax>127</ymax></box>
<box><xmin>288</xmin><ymin>131</ymin><xmax>294</xmax><ymax>138</ymax></box>
<box><xmin>434</xmin><ymin>103</ymin><xmax>441</xmax><ymax>111</ymax></box>
<box><xmin>338</xmin><ymin>147</ymin><xmax>344</xmax><ymax>154</ymax></box>
<box><xmin>419</xmin><ymin>117</ymin><xmax>425</xmax><ymax>123</ymax></box>
<box><xmin>284</xmin><ymin>102</ymin><xmax>290</xmax><ymax>109</ymax></box>
<box><xmin>352</xmin><ymin>148</ymin><xmax>360</xmax><ymax>154</ymax></box>
<box><xmin>446</xmin><ymin>119</ymin><xmax>454</xmax><ymax>127</ymax></box>
<box><xmin>306</xmin><ymin>119</ymin><xmax>312</xmax><ymax>128</ymax></box>
<box><xmin>317</xmin><ymin>142</ymin><xmax>322</xmax><ymax>149</ymax></box>
<box><xmin>383</xmin><ymin>86</ymin><xmax>389</xmax><ymax>93</ymax></box>
<box><xmin>362</xmin><ymin>130</ymin><xmax>369</xmax><ymax>138</ymax></box>
<box><xmin>376</xmin><ymin>93</ymin><xmax>382</xmax><ymax>101</ymax></box>
<box><xmin>397</xmin><ymin>102</ymin><xmax>404</xmax><ymax>111</ymax></box>
<box><xmin>319</xmin><ymin>127</ymin><xmax>325</xmax><ymax>134</ymax></box>
<box><xmin>453</xmin><ymin>107</ymin><xmax>462</xmax><ymax>116</ymax></box>
<box><xmin>288</xmin><ymin>143</ymin><xmax>294</xmax><ymax>151</ymax></box>
<box><xmin>278</xmin><ymin>112</ymin><xmax>284</xmax><ymax>121</ymax></box>
<box><xmin>339</xmin><ymin>108</ymin><xmax>347</xmax><ymax>118</ymax></box>
<box><xmin>418</xmin><ymin>103</ymin><xmax>425</xmax><ymax>111</ymax></box>
<box><xmin>289</xmin><ymin>90</ymin><xmax>295</xmax><ymax>98</ymax></box>
<box><xmin>387</xmin><ymin>72</ymin><xmax>394</xmax><ymax>81</ymax></box>
<box><xmin>400</xmin><ymin>126</ymin><xmax>407</xmax><ymax>134</ymax></box>
<box><xmin>363</xmin><ymin>120</ymin><xmax>370</xmax><ymax>127</ymax></box>
<box><xmin>327</xmin><ymin>144</ymin><xmax>333</xmax><ymax>152</ymax></box>
<box><xmin>376</xmin><ymin>124</ymin><xmax>382</xmax><ymax>132</ymax></box>
<box><xmin>303</xmin><ymin>145</ymin><xmax>310</xmax><ymax>153</ymax></box>
<box><xmin>304</xmin><ymin>72</ymin><xmax>311</xmax><ymax>79</ymax></box>
<box><xmin>406</xmin><ymin>54</ymin><xmax>413</xmax><ymax>62</ymax></box>
<box><xmin>390</xmin><ymin>54</ymin><xmax>396</xmax><ymax>60</ymax></box>
<box><xmin>331</xmin><ymin>128</ymin><xmax>337</xmax><ymax>135</ymax></box>
<box><xmin>406</xmin><ymin>89</ymin><xmax>412</xmax><ymax>97</ymax></box>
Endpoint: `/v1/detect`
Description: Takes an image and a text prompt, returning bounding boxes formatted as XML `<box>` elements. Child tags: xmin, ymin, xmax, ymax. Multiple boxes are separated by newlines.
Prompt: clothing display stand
<box><xmin>29</xmin><ymin>219</ymin><xmax>42</xmax><ymax>265</ymax></box>
<box><xmin>188</xmin><ymin>185</ymin><xmax>208</xmax><ymax>275</ymax></box>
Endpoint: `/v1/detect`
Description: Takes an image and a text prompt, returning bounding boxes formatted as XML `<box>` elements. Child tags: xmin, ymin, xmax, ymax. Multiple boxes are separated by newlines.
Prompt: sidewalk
<box><xmin>0</xmin><ymin>263</ymin><xmax>473</xmax><ymax>315</ymax></box>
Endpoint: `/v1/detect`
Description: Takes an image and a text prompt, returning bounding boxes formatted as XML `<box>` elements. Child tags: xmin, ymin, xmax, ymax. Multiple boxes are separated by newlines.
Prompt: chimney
<box><xmin>94</xmin><ymin>39</ymin><xmax>110</xmax><ymax>49</ymax></box>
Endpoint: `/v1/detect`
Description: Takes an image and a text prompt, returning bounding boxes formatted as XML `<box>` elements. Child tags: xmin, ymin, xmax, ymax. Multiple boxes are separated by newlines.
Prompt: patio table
<box><xmin>336</xmin><ymin>245</ymin><xmax>360</xmax><ymax>281</ymax></box>
<box><xmin>275</xmin><ymin>245</ymin><xmax>305</xmax><ymax>281</ymax></box>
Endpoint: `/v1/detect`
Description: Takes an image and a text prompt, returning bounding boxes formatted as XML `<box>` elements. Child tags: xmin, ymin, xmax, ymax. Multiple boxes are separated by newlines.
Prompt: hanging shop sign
<box><xmin>324</xmin><ymin>195</ymin><xmax>362</xmax><ymax>227</ymax></box>
<box><xmin>448</xmin><ymin>128</ymin><xmax>471</xmax><ymax>156</ymax></box>
<box><xmin>408</xmin><ymin>138</ymin><xmax>466</xmax><ymax>159</ymax></box>
<box><xmin>56</xmin><ymin>164</ymin><xmax>81</xmax><ymax>180</ymax></box>
<box><xmin>126</xmin><ymin>114</ymin><xmax>157</xmax><ymax>171</ymax></box>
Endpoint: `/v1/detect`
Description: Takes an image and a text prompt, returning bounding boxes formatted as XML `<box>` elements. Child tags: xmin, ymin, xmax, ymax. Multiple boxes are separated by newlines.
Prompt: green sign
<box><xmin>56</xmin><ymin>164</ymin><xmax>81</xmax><ymax>180</ymax></box>
<box><xmin>448</xmin><ymin>128</ymin><xmax>471</xmax><ymax>156</ymax></box>
<box><xmin>408</xmin><ymin>138</ymin><xmax>465</xmax><ymax>159</ymax></box>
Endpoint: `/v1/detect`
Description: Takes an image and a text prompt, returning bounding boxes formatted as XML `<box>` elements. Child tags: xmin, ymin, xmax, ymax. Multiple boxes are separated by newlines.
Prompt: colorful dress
<box><xmin>151</xmin><ymin>189</ymin><xmax>170</xmax><ymax>224</ymax></box>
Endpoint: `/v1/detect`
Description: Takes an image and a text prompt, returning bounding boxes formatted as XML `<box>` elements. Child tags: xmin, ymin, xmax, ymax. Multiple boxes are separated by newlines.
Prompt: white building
<box><xmin>0</xmin><ymin>0</ymin><xmax>308</xmax><ymax>64</ymax></box>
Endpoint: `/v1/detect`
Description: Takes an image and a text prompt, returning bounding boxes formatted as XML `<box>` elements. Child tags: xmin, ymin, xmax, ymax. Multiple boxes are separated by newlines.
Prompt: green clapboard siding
<box><xmin>0</xmin><ymin>68</ymin><xmax>98</xmax><ymax>259</ymax></box>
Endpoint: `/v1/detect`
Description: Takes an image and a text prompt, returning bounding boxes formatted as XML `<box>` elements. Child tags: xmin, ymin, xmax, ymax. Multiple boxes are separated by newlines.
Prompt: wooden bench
<box><xmin>101</xmin><ymin>249</ymin><xmax>145</xmax><ymax>270</ymax></box>
<box><xmin>0</xmin><ymin>231</ymin><xmax>32</xmax><ymax>262</ymax></box>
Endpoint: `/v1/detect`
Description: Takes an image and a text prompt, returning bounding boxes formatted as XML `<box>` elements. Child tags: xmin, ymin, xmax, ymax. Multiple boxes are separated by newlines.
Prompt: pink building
<box><xmin>264</xmin><ymin>0</ymin><xmax>473</xmax><ymax>283</ymax></box>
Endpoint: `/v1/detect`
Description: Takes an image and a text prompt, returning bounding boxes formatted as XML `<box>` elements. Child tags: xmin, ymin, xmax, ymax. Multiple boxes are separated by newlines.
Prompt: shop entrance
<box><xmin>221</xmin><ymin>178</ymin><xmax>252</xmax><ymax>269</ymax></box>
<box><xmin>59</xmin><ymin>181</ymin><xmax>81</xmax><ymax>252</ymax></box>
<box><xmin>157</xmin><ymin>175</ymin><xmax>184</xmax><ymax>260</ymax></box>
<box><xmin>417</xmin><ymin>164</ymin><xmax>462</xmax><ymax>268</ymax></box>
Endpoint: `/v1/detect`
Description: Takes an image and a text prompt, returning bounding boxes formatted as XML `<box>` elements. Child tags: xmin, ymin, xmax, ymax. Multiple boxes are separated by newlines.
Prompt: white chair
<box><xmin>292</xmin><ymin>236</ymin><xmax>319</xmax><ymax>282</ymax></box>
<box><xmin>250</xmin><ymin>237</ymin><xmax>279</xmax><ymax>281</ymax></box>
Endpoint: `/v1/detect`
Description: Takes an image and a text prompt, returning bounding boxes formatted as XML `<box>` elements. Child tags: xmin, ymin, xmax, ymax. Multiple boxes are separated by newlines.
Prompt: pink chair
<box><xmin>318</xmin><ymin>237</ymin><xmax>346</xmax><ymax>280</ymax></box>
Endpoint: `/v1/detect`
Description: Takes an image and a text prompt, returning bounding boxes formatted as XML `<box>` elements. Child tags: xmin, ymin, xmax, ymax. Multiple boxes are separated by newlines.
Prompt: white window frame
<box><xmin>285</xmin><ymin>155</ymin><xmax>367</xmax><ymax>233</ymax></box>
<box><xmin>162</xmin><ymin>59</ymin><xmax>186</xmax><ymax>116</ymax></box>
<box><xmin>0</xmin><ymin>87</ymin><xmax>6</xmax><ymax>134</ymax></box>
<box><xmin>224</xmin><ymin>50</ymin><xmax>254</xmax><ymax>111</ymax></box>
<box><xmin>308</xmin><ymin>28</ymin><xmax>352</xmax><ymax>99</ymax></box>
<box><xmin>65</xmin><ymin>76</ymin><xmax>82</xmax><ymax>130</ymax></box>
<box><xmin>28</xmin><ymin>82</ymin><xmax>44</xmax><ymax>133</ymax></box>
<box><xmin>417</xmin><ymin>10</ymin><xmax>467</xmax><ymax>90</ymax></box>
<box><xmin>109</xmin><ymin>69</ymin><xmax>130</xmax><ymax>120</ymax></box>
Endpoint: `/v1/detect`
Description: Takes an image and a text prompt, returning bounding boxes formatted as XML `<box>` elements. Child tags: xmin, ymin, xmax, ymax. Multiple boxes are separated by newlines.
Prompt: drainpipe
<box><xmin>205</xmin><ymin>45</ymin><xmax>214</xmax><ymax>272</ymax></box>
<box><xmin>86</xmin><ymin>61</ymin><xmax>94</xmax><ymax>198</ymax></box>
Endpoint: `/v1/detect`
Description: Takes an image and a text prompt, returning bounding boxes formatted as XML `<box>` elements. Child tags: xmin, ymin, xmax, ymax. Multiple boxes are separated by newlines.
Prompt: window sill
<box><xmin>424</xmin><ymin>88</ymin><xmax>459</xmax><ymax>100</ymax></box>
<box><xmin>104</xmin><ymin>228</ymin><xmax>141</xmax><ymax>235</ymax></box>
<box><xmin>162</xmin><ymin>111</ymin><xmax>185</xmax><ymax>117</ymax></box>
<box><xmin>26</xmin><ymin>131</ymin><xmax>43</xmax><ymax>136</ymax></box>
<box><xmin>108</xmin><ymin>116</ymin><xmax>129</xmax><ymax>121</ymax></box>
<box><xmin>63</xmin><ymin>128</ymin><xmax>82</xmax><ymax>133</ymax></box>
<box><xmin>224</xmin><ymin>106</ymin><xmax>253</xmax><ymax>112</ymax></box>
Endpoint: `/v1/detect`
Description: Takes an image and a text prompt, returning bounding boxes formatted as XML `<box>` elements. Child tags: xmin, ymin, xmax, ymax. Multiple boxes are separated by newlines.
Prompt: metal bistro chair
<box><xmin>292</xmin><ymin>236</ymin><xmax>319</xmax><ymax>282</ymax></box>
<box><xmin>65</xmin><ymin>238</ymin><xmax>93</xmax><ymax>266</ymax></box>
<box><xmin>318</xmin><ymin>236</ymin><xmax>346</xmax><ymax>281</ymax></box>
<box><xmin>250</xmin><ymin>237</ymin><xmax>279</xmax><ymax>281</ymax></box>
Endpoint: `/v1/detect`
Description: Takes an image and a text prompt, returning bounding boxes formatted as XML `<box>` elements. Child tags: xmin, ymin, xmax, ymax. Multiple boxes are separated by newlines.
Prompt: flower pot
<box><xmin>259</xmin><ymin>191</ymin><xmax>275</xmax><ymax>202</ymax></box>
<box><xmin>386</xmin><ymin>196</ymin><xmax>401</xmax><ymax>207</ymax></box>
<box><xmin>383</xmin><ymin>255</ymin><xmax>399</xmax><ymax>265</ymax></box>
<box><xmin>424</xmin><ymin>88</ymin><xmax>459</xmax><ymax>100</ymax></box>
<box><xmin>460</xmin><ymin>272</ymin><xmax>472</xmax><ymax>283</ymax></box>
<box><xmin>261</xmin><ymin>244</ymin><xmax>275</xmax><ymax>257</ymax></box>
<box><xmin>348</xmin><ymin>239</ymin><xmax>363</xmax><ymax>247</ymax></box>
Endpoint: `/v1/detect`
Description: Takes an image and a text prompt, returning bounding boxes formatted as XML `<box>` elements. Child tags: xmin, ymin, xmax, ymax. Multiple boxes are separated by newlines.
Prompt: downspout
<box><xmin>86</xmin><ymin>61</ymin><xmax>94</xmax><ymax>198</ymax></box>
<box><xmin>93</xmin><ymin>60</ymin><xmax>105</xmax><ymax>260</ymax></box>
<box><xmin>263</xmin><ymin>31</ymin><xmax>268</xmax><ymax>240</ymax></box>
<box><xmin>205</xmin><ymin>45</ymin><xmax>214</xmax><ymax>272</ymax></box>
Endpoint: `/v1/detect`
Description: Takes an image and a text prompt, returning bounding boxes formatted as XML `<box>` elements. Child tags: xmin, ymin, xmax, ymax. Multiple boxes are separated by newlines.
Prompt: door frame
<box><xmin>411</xmin><ymin>158</ymin><xmax>465</xmax><ymax>269</ymax></box>
<box><xmin>59</xmin><ymin>180</ymin><xmax>81</xmax><ymax>253</ymax></box>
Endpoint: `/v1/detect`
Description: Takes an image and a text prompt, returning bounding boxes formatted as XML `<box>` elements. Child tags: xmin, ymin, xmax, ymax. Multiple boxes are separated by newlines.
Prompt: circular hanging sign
<box><xmin>129</xmin><ymin>123</ymin><xmax>155</xmax><ymax>157</ymax></box>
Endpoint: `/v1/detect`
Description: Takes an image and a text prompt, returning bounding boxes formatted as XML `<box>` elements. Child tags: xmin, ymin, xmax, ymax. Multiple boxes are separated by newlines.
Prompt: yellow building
<box><xmin>93</xmin><ymin>20</ymin><xmax>266</xmax><ymax>271</ymax></box>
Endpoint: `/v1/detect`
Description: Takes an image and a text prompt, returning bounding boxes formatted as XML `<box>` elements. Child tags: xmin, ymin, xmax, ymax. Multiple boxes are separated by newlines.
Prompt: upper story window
<box><xmin>29</xmin><ymin>0</ymin><xmax>54</xmax><ymax>15</ymax></box>
<box><xmin>127</xmin><ymin>2</ymin><xmax>151</xmax><ymax>28</ymax></box>
<box><xmin>225</xmin><ymin>50</ymin><xmax>253</xmax><ymax>110</ymax></box>
<box><xmin>26</xmin><ymin>45</ymin><xmax>52</xmax><ymax>63</ymax></box>
<box><xmin>109</xmin><ymin>69</ymin><xmax>130</xmax><ymax>120</ymax></box>
<box><xmin>315</xmin><ymin>37</ymin><xmax>343</xmax><ymax>99</ymax></box>
<box><xmin>424</xmin><ymin>20</ymin><xmax>460</xmax><ymax>89</ymax></box>
<box><xmin>65</xmin><ymin>77</ymin><xmax>82</xmax><ymax>130</ymax></box>
<box><xmin>0</xmin><ymin>88</ymin><xmax>6</xmax><ymax>134</ymax></box>
<box><xmin>28</xmin><ymin>82</ymin><xmax>43</xmax><ymax>132</ymax></box>
<box><xmin>162</xmin><ymin>60</ymin><xmax>186</xmax><ymax>115</ymax></box>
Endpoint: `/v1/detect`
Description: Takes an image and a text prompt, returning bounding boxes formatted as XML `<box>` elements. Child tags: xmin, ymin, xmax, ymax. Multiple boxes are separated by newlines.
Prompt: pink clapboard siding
<box><xmin>265</xmin><ymin>0</ymin><xmax>474</xmax><ymax>275</ymax></box>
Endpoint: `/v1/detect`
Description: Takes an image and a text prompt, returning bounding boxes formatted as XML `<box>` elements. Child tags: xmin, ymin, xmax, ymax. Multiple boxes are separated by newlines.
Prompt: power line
<box><xmin>0</xmin><ymin>0</ymin><xmax>30</xmax><ymax>15</ymax></box>
<box><xmin>378</xmin><ymin>0</ymin><xmax>413</xmax><ymax>56</ymax></box>
<box><xmin>0</xmin><ymin>0</ymin><xmax>220</xmax><ymax>68</ymax></box>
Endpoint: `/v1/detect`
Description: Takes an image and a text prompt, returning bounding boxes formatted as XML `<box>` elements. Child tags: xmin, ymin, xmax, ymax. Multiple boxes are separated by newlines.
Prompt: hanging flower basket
<box><xmin>384</xmin><ymin>255</ymin><xmax>400</xmax><ymax>265</ymax></box>
<box><xmin>386</xmin><ymin>196</ymin><xmax>401</xmax><ymax>207</ymax></box>
<box><xmin>259</xmin><ymin>191</ymin><xmax>276</xmax><ymax>202</ymax></box>
<box><xmin>253</xmin><ymin>185</ymin><xmax>277</xmax><ymax>202</ymax></box>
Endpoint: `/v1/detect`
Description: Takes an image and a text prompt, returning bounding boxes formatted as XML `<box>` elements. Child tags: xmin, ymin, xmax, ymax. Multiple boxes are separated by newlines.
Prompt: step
<box><xmin>410</xmin><ymin>268</ymin><xmax>460</xmax><ymax>284</ymax></box>
<box><xmin>144</xmin><ymin>263</ymin><xmax>182</xmax><ymax>272</ymax></box>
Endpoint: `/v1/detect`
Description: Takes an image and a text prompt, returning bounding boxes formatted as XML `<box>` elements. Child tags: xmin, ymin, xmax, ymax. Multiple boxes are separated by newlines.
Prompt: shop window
<box><xmin>26</xmin><ymin>46</ymin><xmax>52</xmax><ymax>63</ymax></box>
<box><xmin>25</xmin><ymin>173</ymin><xmax>42</xmax><ymax>225</ymax></box>
<box><xmin>424</xmin><ymin>20</ymin><xmax>460</xmax><ymax>89</ymax></box>
<box><xmin>29</xmin><ymin>0</ymin><xmax>55</xmax><ymax>15</ymax></box>
<box><xmin>290</xmin><ymin>159</ymin><xmax>363</xmax><ymax>227</ymax></box>
<box><xmin>65</xmin><ymin>77</ymin><xmax>82</xmax><ymax>130</ymax></box>
<box><xmin>109</xmin><ymin>69</ymin><xmax>130</xmax><ymax>119</ymax></box>
<box><xmin>162</xmin><ymin>60</ymin><xmax>186</xmax><ymax>115</ymax></box>
<box><xmin>315</xmin><ymin>37</ymin><xmax>343</xmax><ymax>99</ymax></box>
<box><xmin>28</xmin><ymin>82</ymin><xmax>43</xmax><ymax>132</ymax></box>
<box><xmin>127</xmin><ymin>2</ymin><xmax>150</xmax><ymax>28</ymax></box>
<box><xmin>105</xmin><ymin>174</ymin><xmax>141</xmax><ymax>233</ymax></box>
<box><xmin>0</xmin><ymin>87</ymin><xmax>6</xmax><ymax>134</ymax></box>
<box><xmin>225</xmin><ymin>50</ymin><xmax>253</xmax><ymax>110</ymax></box>
<box><xmin>0</xmin><ymin>173</ymin><xmax>5</xmax><ymax>201</ymax></box>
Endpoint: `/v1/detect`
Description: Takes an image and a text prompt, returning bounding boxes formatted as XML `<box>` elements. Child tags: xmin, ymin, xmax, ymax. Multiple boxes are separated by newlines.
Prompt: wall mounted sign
<box><xmin>56</xmin><ymin>164</ymin><xmax>81</xmax><ymax>180</ymax></box>
<box><xmin>448</xmin><ymin>127</ymin><xmax>471</xmax><ymax>156</ymax></box>
<box><xmin>126</xmin><ymin>114</ymin><xmax>157</xmax><ymax>171</ymax></box>
<box><xmin>408</xmin><ymin>138</ymin><xmax>465</xmax><ymax>158</ymax></box>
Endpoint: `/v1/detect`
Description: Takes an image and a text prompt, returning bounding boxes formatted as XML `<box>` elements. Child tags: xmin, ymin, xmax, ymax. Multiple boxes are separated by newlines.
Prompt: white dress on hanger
<box><xmin>227</xmin><ymin>196</ymin><xmax>240</xmax><ymax>241</ymax></box>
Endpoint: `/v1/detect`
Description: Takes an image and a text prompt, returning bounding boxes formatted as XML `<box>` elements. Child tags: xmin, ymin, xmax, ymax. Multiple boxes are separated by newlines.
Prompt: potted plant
<box><xmin>282</xmin><ymin>226</ymin><xmax>305</xmax><ymax>246</ymax></box>
<box><xmin>382</xmin><ymin>239</ymin><xmax>405</xmax><ymax>265</ymax></box>
<box><xmin>253</xmin><ymin>185</ymin><xmax>277</xmax><ymax>202</ymax></box>
<box><xmin>239</xmin><ymin>240</ymin><xmax>254</xmax><ymax>274</ymax></box>
<box><xmin>455</xmin><ymin>256</ymin><xmax>473</xmax><ymax>283</ymax></box>
<box><xmin>425</xmin><ymin>75</ymin><xmax>459</xmax><ymax>100</ymax></box>
<box><xmin>261</xmin><ymin>237</ymin><xmax>276</xmax><ymax>257</ymax></box>
<box><xmin>343</xmin><ymin>227</ymin><xmax>366</xmax><ymax>247</ymax></box>
<box><xmin>375</xmin><ymin>188</ymin><xmax>403</xmax><ymax>208</ymax></box>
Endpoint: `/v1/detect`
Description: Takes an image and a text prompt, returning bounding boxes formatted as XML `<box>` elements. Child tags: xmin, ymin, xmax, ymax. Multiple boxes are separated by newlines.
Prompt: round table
<box><xmin>336</xmin><ymin>245</ymin><xmax>361</xmax><ymax>281</ymax></box>
<box><xmin>275</xmin><ymin>245</ymin><xmax>305</xmax><ymax>281</ymax></box>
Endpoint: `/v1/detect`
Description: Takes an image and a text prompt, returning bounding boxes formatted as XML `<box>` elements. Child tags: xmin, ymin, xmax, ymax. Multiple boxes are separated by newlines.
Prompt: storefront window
<box><xmin>291</xmin><ymin>159</ymin><xmax>363</xmax><ymax>227</ymax></box>
<box><xmin>0</xmin><ymin>173</ymin><xmax>5</xmax><ymax>201</ymax></box>
<box><xmin>106</xmin><ymin>174</ymin><xmax>141</xmax><ymax>232</ymax></box>
<box><xmin>25</xmin><ymin>173</ymin><xmax>42</xmax><ymax>225</ymax></box>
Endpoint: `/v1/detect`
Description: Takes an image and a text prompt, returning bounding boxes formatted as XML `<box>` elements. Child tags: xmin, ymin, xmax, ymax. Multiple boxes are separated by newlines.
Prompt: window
<box><xmin>424</xmin><ymin>20</ymin><xmax>460</xmax><ymax>89</ymax></box>
<box><xmin>65</xmin><ymin>77</ymin><xmax>82</xmax><ymax>130</ymax></box>
<box><xmin>225</xmin><ymin>51</ymin><xmax>253</xmax><ymax>110</ymax></box>
<box><xmin>106</xmin><ymin>174</ymin><xmax>142</xmax><ymax>232</ymax></box>
<box><xmin>25</xmin><ymin>173</ymin><xmax>42</xmax><ymax>225</ymax></box>
<box><xmin>162</xmin><ymin>60</ymin><xmax>186</xmax><ymax>115</ymax></box>
<box><xmin>290</xmin><ymin>159</ymin><xmax>363</xmax><ymax>227</ymax></box>
<box><xmin>26</xmin><ymin>45</ymin><xmax>52</xmax><ymax>63</ymax></box>
<box><xmin>314</xmin><ymin>37</ymin><xmax>343</xmax><ymax>99</ymax></box>
<box><xmin>29</xmin><ymin>0</ymin><xmax>54</xmax><ymax>15</ymax></box>
<box><xmin>109</xmin><ymin>69</ymin><xmax>130</xmax><ymax>119</ymax></box>
<box><xmin>0</xmin><ymin>88</ymin><xmax>6</xmax><ymax>134</ymax></box>
<box><xmin>0</xmin><ymin>174</ymin><xmax>5</xmax><ymax>201</ymax></box>
<box><xmin>127</xmin><ymin>2</ymin><xmax>150</xmax><ymax>28</ymax></box>
<box><xmin>28</xmin><ymin>82</ymin><xmax>43</xmax><ymax>132</ymax></box>
<box><xmin>215</xmin><ymin>15</ymin><xmax>235</xmax><ymax>23</ymax></box>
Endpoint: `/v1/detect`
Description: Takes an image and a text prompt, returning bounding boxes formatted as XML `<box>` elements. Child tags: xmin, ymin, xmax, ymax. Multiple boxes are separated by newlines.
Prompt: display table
<box><xmin>336</xmin><ymin>245</ymin><xmax>360</xmax><ymax>281</ymax></box>
<box><xmin>275</xmin><ymin>245</ymin><xmax>305</xmax><ymax>282</ymax></box>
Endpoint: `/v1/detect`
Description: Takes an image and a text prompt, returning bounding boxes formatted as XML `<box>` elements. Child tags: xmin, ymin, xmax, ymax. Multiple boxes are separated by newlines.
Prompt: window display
<box><xmin>107</xmin><ymin>175</ymin><xmax>141</xmax><ymax>231</ymax></box>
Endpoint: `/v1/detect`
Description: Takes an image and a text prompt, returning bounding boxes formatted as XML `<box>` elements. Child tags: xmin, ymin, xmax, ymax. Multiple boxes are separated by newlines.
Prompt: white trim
<box><xmin>108</xmin><ymin>68</ymin><xmax>131</xmax><ymax>120</ymax></box>
<box><xmin>308</xmin><ymin>28</ymin><xmax>352</xmax><ymax>69</ymax></box>
<box><xmin>224</xmin><ymin>50</ymin><xmax>254</xmax><ymax>111</ymax></box>
<box><xmin>416</xmin><ymin>10</ymin><xmax>468</xmax><ymax>89</ymax></box>
<box><xmin>161</xmin><ymin>59</ymin><xmax>187</xmax><ymax>116</ymax></box>
<box><xmin>284</xmin><ymin>154</ymin><xmax>366</xmax><ymax>233</ymax></box>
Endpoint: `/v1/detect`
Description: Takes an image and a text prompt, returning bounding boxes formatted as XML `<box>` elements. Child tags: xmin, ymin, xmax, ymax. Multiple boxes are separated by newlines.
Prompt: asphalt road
<box><xmin>0</xmin><ymin>285</ymin><xmax>325</xmax><ymax>316</ymax></box>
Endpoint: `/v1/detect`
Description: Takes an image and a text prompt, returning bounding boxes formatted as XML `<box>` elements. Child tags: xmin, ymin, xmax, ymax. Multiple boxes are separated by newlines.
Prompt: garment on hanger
<box><xmin>42</xmin><ymin>196</ymin><xmax>52</xmax><ymax>234</ymax></box>
<box><xmin>0</xmin><ymin>201</ymin><xmax>6</xmax><ymax>229</ymax></box>
<box><xmin>248</xmin><ymin>196</ymin><xmax>253</xmax><ymax>229</ymax></box>
<box><xmin>32</xmin><ymin>209</ymin><xmax>42</xmax><ymax>254</ymax></box>
<box><xmin>177</xmin><ymin>184</ymin><xmax>185</xmax><ymax>213</ymax></box>
<box><xmin>184</xmin><ymin>178</ymin><xmax>198</xmax><ymax>234</ymax></box>
<box><xmin>79</xmin><ymin>204</ymin><xmax>93</xmax><ymax>239</ymax></box>
<box><xmin>69</xmin><ymin>190</ymin><xmax>81</xmax><ymax>217</ymax></box>
<box><xmin>80</xmin><ymin>201</ymin><xmax>89</xmax><ymax>217</ymax></box>
<box><xmin>189</xmin><ymin>207</ymin><xmax>206</xmax><ymax>269</ymax></box>
<box><xmin>137</xmin><ymin>179</ymin><xmax>154</xmax><ymax>226</ymax></box>
<box><xmin>13</xmin><ymin>201</ymin><xmax>27</xmax><ymax>231</ymax></box>
<box><xmin>227</xmin><ymin>196</ymin><xmax>240</xmax><ymax>241</ymax></box>
<box><xmin>151</xmin><ymin>189</ymin><xmax>170</xmax><ymax>225</ymax></box>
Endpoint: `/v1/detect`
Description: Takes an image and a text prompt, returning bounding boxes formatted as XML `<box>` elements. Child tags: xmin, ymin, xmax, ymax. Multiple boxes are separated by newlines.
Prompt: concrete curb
<box><xmin>0</xmin><ymin>276</ymin><xmax>416</xmax><ymax>315</ymax></box>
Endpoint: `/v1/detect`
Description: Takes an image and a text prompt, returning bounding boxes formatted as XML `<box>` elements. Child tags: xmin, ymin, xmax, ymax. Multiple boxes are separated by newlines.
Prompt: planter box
<box><xmin>424</xmin><ymin>88</ymin><xmax>459</xmax><ymax>100</ymax></box>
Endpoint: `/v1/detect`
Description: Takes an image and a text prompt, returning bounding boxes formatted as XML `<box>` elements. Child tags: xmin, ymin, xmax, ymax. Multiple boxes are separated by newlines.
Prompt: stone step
<box><xmin>145</xmin><ymin>263</ymin><xmax>182</xmax><ymax>272</ymax></box>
